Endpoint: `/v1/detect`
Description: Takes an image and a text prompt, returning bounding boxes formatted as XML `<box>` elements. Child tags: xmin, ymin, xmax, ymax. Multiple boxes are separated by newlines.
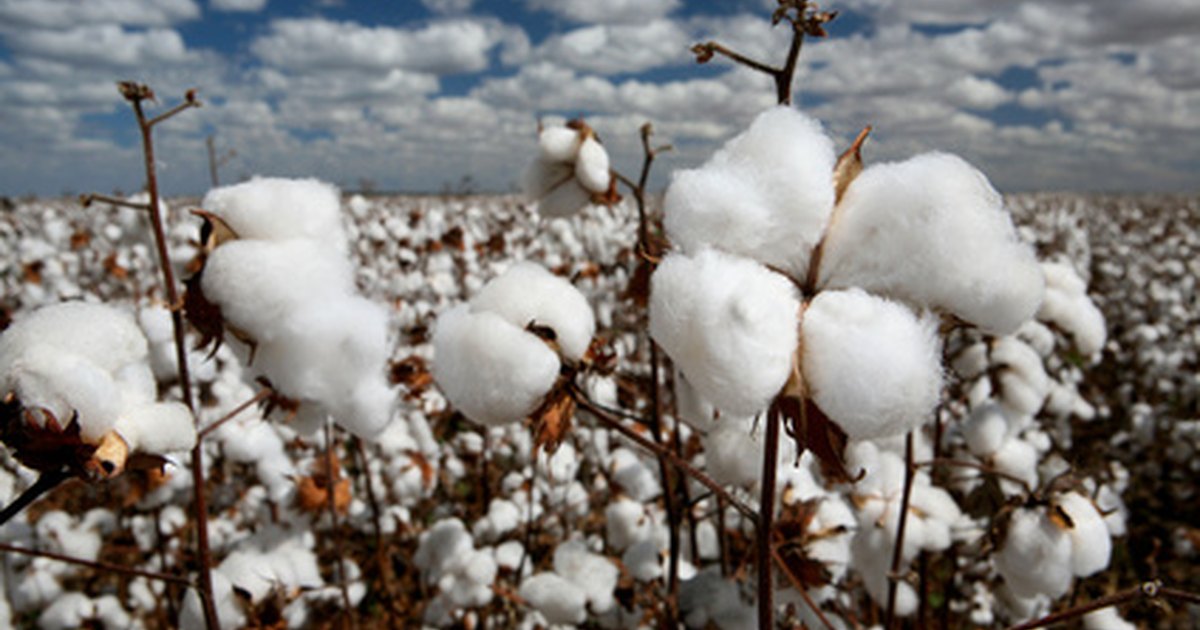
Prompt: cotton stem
<box><xmin>884</xmin><ymin>431</ymin><xmax>916</xmax><ymax>629</ymax></box>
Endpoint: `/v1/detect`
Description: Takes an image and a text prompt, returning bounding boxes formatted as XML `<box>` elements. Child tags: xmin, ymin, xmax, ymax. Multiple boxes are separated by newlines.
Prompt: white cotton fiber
<box><xmin>524</xmin><ymin>123</ymin><xmax>611</xmax><ymax>218</ymax></box>
<box><xmin>200</xmin><ymin>239</ymin><xmax>354</xmax><ymax>339</ymax></box>
<box><xmin>996</xmin><ymin>507</ymin><xmax>1073</xmax><ymax>599</ymax></box>
<box><xmin>819</xmin><ymin>152</ymin><xmax>1043</xmax><ymax>335</ymax></box>
<box><xmin>113</xmin><ymin>402</ymin><xmax>196</xmax><ymax>455</ymax></box>
<box><xmin>664</xmin><ymin>106</ymin><xmax>836</xmax><ymax>279</ymax></box>
<box><xmin>575</xmin><ymin>136</ymin><xmax>611</xmax><ymax>194</ymax></box>
<box><xmin>470</xmin><ymin>262</ymin><xmax>595</xmax><ymax>361</ymax></box>
<box><xmin>201</xmin><ymin>177</ymin><xmax>346</xmax><ymax>245</ymax></box>
<box><xmin>1057</xmin><ymin>492</ymin><xmax>1111</xmax><ymax>577</ymax></box>
<box><xmin>962</xmin><ymin>403</ymin><xmax>1009</xmax><ymax>457</ymax></box>
<box><xmin>539</xmin><ymin>126</ymin><xmax>582</xmax><ymax>163</ymax></box>
<box><xmin>650</xmin><ymin>249</ymin><xmax>800</xmax><ymax>416</ymax></box>
<box><xmin>432</xmin><ymin>305</ymin><xmax>560</xmax><ymax>427</ymax></box>
<box><xmin>1039</xmin><ymin>262</ymin><xmax>1107</xmax><ymax>357</ymax></box>
<box><xmin>519</xmin><ymin>573</ymin><xmax>587</xmax><ymax>625</ymax></box>
<box><xmin>553</xmin><ymin>540</ymin><xmax>619</xmax><ymax>614</ymax></box>
<box><xmin>536</xmin><ymin>178</ymin><xmax>593</xmax><ymax>219</ymax></box>
<box><xmin>801</xmin><ymin>289</ymin><xmax>943</xmax><ymax>440</ymax></box>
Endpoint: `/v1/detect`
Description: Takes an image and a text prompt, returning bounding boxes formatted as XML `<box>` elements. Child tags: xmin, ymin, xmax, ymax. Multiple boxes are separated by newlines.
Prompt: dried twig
<box><xmin>1007</xmin><ymin>580</ymin><xmax>1200</xmax><ymax>630</ymax></box>
<box><xmin>884</xmin><ymin>432</ymin><xmax>917</xmax><ymax>628</ymax></box>
<box><xmin>758</xmin><ymin>403</ymin><xmax>783</xmax><ymax>629</ymax></box>
<box><xmin>0</xmin><ymin>541</ymin><xmax>192</xmax><ymax>586</ymax></box>
<box><xmin>196</xmin><ymin>386</ymin><xmax>273</xmax><ymax>439</ymax></box>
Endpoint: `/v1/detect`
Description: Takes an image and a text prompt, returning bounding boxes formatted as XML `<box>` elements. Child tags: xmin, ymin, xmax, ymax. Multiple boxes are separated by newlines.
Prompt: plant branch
<box><xmin>79</xmin><ymin>193</ymin><xmax>151</xmax><ymax>213</ymax></box>
<box><xmin>197</xmin><ymin>386</ymin><xmax>273</xmax><ymax>439</ymax></box>
<box><xmin>0</xmin><ymin>469</ymin><xmax>71</xmax><ymax>527</ymax></box>
<box><xmin>0</xmin><ymin>541</ymin><xmax>193</xmax><ymax>586</ymax></box>
<box><xmin>572</xmin><ymin>387</ymin><xmax>758</xmax><ymax>521</ymax></box>
<box><xmin>884</xmin><ymin>431</ymin><xmax>916</xmax><ymax>629</ymax></box>
<box><xmin>1007</xmin><ymin>580</ymin><xmax>1200</xmax><ymax>630</ymax></box>
<box><xmin>758</xmin><ymin>403</ymin><xmax>782</xmax><ymax>630</ymax></box>
<box><xmin>771</xmin><ymin>545</ymin><xmax>837</xmax><ymax>630</ymax></box>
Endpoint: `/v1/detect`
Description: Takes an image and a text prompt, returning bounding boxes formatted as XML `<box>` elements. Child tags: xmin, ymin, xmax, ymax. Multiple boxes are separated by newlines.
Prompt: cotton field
<box><xmin>0</xmin><ymin>180</ymin><xmax>1195</xmax><ymax>629</ymax></box>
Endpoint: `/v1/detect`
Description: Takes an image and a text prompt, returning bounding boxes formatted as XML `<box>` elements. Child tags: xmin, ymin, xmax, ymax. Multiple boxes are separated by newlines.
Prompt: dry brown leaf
<box><xmin>531</xmin><ymin>387</ymin><xmax>575</xmax><ymax>455</ymax></box>
<box><xmin>103</xmin><ymin>252</ymin><xmax>129</xmax><ymax>280</ymax></box>
<box><xmin>389</xmin><ymin>356</ymin><xmax>433</xmax><ymax>399</ymax></box>
<box><xmin>294</xmin><ymin>450</ymin><xmax>351</xmax><ymax>515</ymax></box>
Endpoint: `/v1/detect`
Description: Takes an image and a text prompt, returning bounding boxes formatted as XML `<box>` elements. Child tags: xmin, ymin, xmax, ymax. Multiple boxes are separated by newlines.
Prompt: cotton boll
<box><xmin>963</xmin><ymin>403</ymin><xmax>1008</xmax><ymax>457</ymax></box>
<box><xmin>538</xmin><ymin>126</ymin><xmax>582</xmax><ymax>163</ymax></box>
<box><xmin>575</xmin><ymin>136</ymin><xmax>611</xmax><ymax>194</ymax></box>
<box><xmin>992</xmin><ymin>438</ymin><xmax>1039</xmax><ymax>493</ymax></box>
<box><xmin>114</xmin><ymin>402</ymin><xmax>196</xmax><ymax>455</ymax></box>
<box><xmin>802</xmin><ymin>289</ymin><xmax>942</xmax><ymax>440</ymax></box>
<box><xmin>680</xmin><ymin>568</ymin><xmax>755</xmax><ymax>629</ymax></box>
<box><xmin>650</xmin><ymin>250</ymin><xmax>800</xmax><ymax>416</ymax></box>
<box><xmin>703</xmin><ymin>418</ymin><xmax>763</xmax><ymax>488</ymax></box>
<box><xmin>520</xmin><ymin>573</ymin><xmax>587</xmax><ymax>625</ymax></box>
<box><xmin>180</xmin><ymin>570</ymin><xmax>244</xmax><ymax>630</ymax></box>
<box><xmin>674</xmin><ymin>370</ymin><xmax>716</xmax><ymax>432</ymax></box>
<box><xmin>1056</xmin><ymin>492</ymin><xmax>1111</xmax><ymax>577</ymax></box>
<box><xmin>1082</xmin><ymin>606</ymin><xmax>1137</xmax><ymax>630</ymax></box>
<box><xmin>553</xmin><ymin>540</ymin><xmax>619</xmax><ymax>614</ymax></box>
<box><xmin>1039</xmin><ymin>262</ymin><xmax>1107</xmax><ymax>357</ymax></box>
<box><xmin>663</xmin><ymin>106</ymin><xmax>835</xmax><ymax>279</ymax></box>
<box><xmin>201</xmin><ymin>177</ymin><xmax>345</xmax><ymax>245</ymax></box>
<box><xmin>623</xmin><ymin>539</ymin><xmax>664</xmax><ymax>582</ymax></box>
<box><xmin>605</xmin><ymin>498</ymin><xmax>655</xmax><ymax>552</ymax></box>
<box><xmin>996</xmin><ymin>508</ymin><xmax>1073</xmax><ymax>599</ymax></box>
<box><xmin>432</xmin><ymin>305</ymin><xmax>560</xmax><ymax>427</ymax></box>
<box><xmin>35</xmin><ymin>591</ymin><xmax>90</xmax><ymax>630</ymax></box>
<box><xmin>470</xmin><ymin>261</ymin><xmax>595</xmax><ymax>361</ymax></box>
<box><xmin>610</xmin><ymin>447</ymin><xmax>661</xmax><ymax>502</ymax></box>
<box><xmin>820</xmin><ymin>152</ymin><xmax>1043</xmax><ymax>335</ymax></box>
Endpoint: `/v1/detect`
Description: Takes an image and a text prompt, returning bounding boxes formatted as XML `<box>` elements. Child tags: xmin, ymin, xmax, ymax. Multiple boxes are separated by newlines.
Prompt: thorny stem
<box><xmin>0</xmin><ymin>541</ymin><xmax>193</xmax><ymax>586</ymax></box>
<box><xmin>758</xmin><ymin>404</ymin><xmax>782</xmax><ymax>630</ymax></box>
<box><xmin>123</xmin><ymin>85</ymin><xmax>219</xmax><ymax>630</ymax></box>
<box><xmin>884</xmin><ymin>432</ymin><xmax>916</xmax><ymax>629</ymax></box>
<box><xmin>196</xmin><ymin>386</ymin><xmax>273</xmax><ymax>439</ymax></box>
<box><xmin>572</xmin><ymin>388</ymin><xmax>758</xmax><ymax>521</ymax></box>
<box><xmin>325</xmin><ymin>423</ymin><xmax>357</xmax><ymax>629</ymax></box>
<box><xmin>1007</xmin><ymin>580</ymin><xmax>1200</xmax><ymax>630</ymax></box>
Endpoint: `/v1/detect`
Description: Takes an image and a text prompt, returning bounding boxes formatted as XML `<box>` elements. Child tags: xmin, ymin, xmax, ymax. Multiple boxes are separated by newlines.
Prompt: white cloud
<box><xmin>210</xmin><ymin>0</ymin><xmax>269</xmax><ymax>12</ymax></box>
<box><xmin>251</xmin><ymin>18</ymin><xmax>515</xmax><ymax>74</ymax></box>
<box><xmin>421</xmin><ymin>0</ymin><xmax>473</xmax><ymax>14</ymax></box>
<box><xmin>6</xmin><ymin>25</ymin><xmax>196</xmax><ymax>67</ymax></box>
<box><xmin>0</xmin><ymin>0</ymin><xmax>199</xmax><ymax>28</ymax></box>
<box><xmin>526</xmin><ymin>0</ymin><xmax>679</xmax><ymax>24</ymax></box>
<box><xmin>945</xmin><ymin>75</ymin><xmax>1011</xmax><ymax>110</ymax></box>
<box><xmin>534</xmin><ymin>20</ymin><xmax>689</xmax><ymax>75</ymax></box>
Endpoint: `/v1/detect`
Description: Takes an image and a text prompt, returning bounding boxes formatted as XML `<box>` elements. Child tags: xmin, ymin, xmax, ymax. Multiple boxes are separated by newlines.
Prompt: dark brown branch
<box><xmin>572</xmin><ymin>388</ymin><xmax>758</xmax><ymax>521</ymax></box>
<box><xmin>771</xmin><ymin>545</ymin><xmax>837</xmax><ymax>630</ymax></box>
<box><xmin>884</xmin><ymin>432</ymin><xmax>916</xmax><ymax>629</ymax></box>
<box><xmin>0</xmin><ymin>541</ymin><xmax>193</xmax><ymax>586</ymax></box>
<box><xmin>1007</xmin><ymin>581</ymin><xmax>1200</xmax><ymax>630</ymax></box>
<box><xmin>197</xmin><ymin>387</ymin><xmax>273</xmax><ymax>440</ymax></box>
<box><xmin>79</xmin><ymin>193</ymin><xmax>151</xmax><ymax>213</ymax></box>
<box><xmin>147</xmin><ymin>93</ymin><xmax>200</xmax><ymax>128</ymax></box>
<box><xmin>691</xmin><ymin>41</ymin><xmax>778</xmax><ymax>76</ymax></box>
<box><xmin>758</xmin><ymin>404</ymin><xmax>783</xmax><ymax>630</ymax></box>
<box><xmin>0</xmin><ymin>469</ymin><xmax>71</xmax><ymax>527</ymax></box>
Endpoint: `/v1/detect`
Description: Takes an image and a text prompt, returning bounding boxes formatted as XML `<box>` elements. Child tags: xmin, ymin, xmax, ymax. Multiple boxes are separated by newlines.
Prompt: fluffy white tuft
<box><xmin>802</xmin><ymin>289</ymin><xmax>943</xmax><ymax>440</ymax></box>
<box><xmin>201</xmin><ymin>177</ymin><xmax>345</xmax><ymax>245</ymax></box>
<box><xmin>469</xmin><ymin>261</ymin><xmax>595</xmax><ymax>361</ymax></box>
<box><xmin>1057</xmin><ymin>492</ymin><xmax>1112</xmax><ymax>577</ymax></box>
<box><xmin>519</xmin><ymin>573</ymin><xmax>587</xmax><ymax>625</ymax></box>
<box><xmin>663</xmin><ymin>106</ymin><xmax>836</xmax><ymax>279</ymax></box>
<box><xmin>996</xmin><ymin>507</ymin><xmax>1073</xmax><ymax>599</ymax></box>
<box><xmin>820</xmin><ymin>152</ymin><xmax>1043</xmax><ymax>335</ymax></box>
<box><xmin>650</xmin><ymin>249</ymin><xmax>800</xmax><ymax>416</ymax></box>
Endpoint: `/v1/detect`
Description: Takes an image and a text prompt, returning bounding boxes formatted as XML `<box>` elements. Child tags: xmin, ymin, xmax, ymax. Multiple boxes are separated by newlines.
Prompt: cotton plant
<box><xmin>186</xmin><ymin>176</ymin><xmax>396</xmax><ymax>440</ymax></box>
<box><xmin>523</xmin><ymin>119</ymin><xmax>619</xmax><ymax>218</ymax></box>
<box><xmin>0</xmin><ymin>301</ymin><xmax>196</xmax><ymax>480</ymax></box>
<box><xmin>651</xmin><ymin>105</ymin><xmax>1044</xmax><ymax>463</ymax></box>
<box><xmin>517</xmin><ymin>539</ymin><xmax>619</xmax><ymax>626</ymax></box>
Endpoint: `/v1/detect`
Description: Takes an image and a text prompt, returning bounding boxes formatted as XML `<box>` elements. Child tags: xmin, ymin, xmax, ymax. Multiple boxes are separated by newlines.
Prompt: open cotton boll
<box><xmin>201</xmin><ymin>177</ymin><xmax>345</xmax><ymax>244</ymax></box>
<box><xmin>802</xmin><ymin>289</ymin><xmax>942</xmax><ymax>440</ymax></box>
<box><xmin>1082</xmin><ymin>606</ymin><xmax>1138</xmax><ymax>630</ymax></box>
<box><xmin>650</xmin><ymin>249</ymin><xmax>800</xmax><ymax>416</ymax></box>
<box><xmin>520</xmin><ymin>573</ymin><xmax>587</xmax><ymax>625</ymax></box>
<box><xmin>553</xmin><ymin>540</ymin><xmax>619</xmax><ymax>614</ymax></box>
<box><xmin>1039</xmin><ymin>262</ymin><xmax>1107</xmax><ymax>357</ymax></box>
<box><xmin>664</xmin><ymin>106</ymin><xmax>835</xmax><ymax>279</ymax></box>
<box><xmin>181</xmin><ymin>570</ymin><xmax>244</xmax><ymax>630</ymax></box>
<box><xmin>1057</xmin><ymin>492</ymin><xmax>1112</xmax><ymax>577</ymax></box>
<box><xmin>469</xmin><ymin>261</ymin><xmax>595</xmax><ymax>361</ymax></box>
<box><xmin>820</xmin><ymin>152</ymin><xmax>1043</xmax><ymax>335</ymax></box>
<box><xmin>432</xmin><ymin>305</ymin><xmax>560</xmax><ymax>427</ymax></box>
<box><xmin>996</xmin><ymin>507</ymin><xmax>1074</xmax><ymax>599</ymax></box>
<box><xmin>201</xmin><ymin>239</ymin><xmax>354</xmax><ymax>340</ymax></box>
<box><xmin>539</xmin><ymin>125</ymin><xmax>583</xmax><ymax>163</ymax></box>
<box><xmin>575</xmin><ymin>136</ymin><xmax>611</xmax><ymax>194</ymax></box>
<box><xmin>703</xmin><ymin>418</ymin><xmax>763</xmax><ymax>488</ymax></box>
<box><xmin>113</xmin><ymin>402</ymin><xmax>195</xmax><ymax>455</ymax></box>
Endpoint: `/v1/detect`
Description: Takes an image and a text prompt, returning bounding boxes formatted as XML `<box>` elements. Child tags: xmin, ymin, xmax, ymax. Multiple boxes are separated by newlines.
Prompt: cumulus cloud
<box><xmin>533</xmin><ymin>20</ymin><xmax>689</xmax><ymax>75</ymax></box>
<box><xmin>526</xmin><ymin>0</ymin><xmax>679</xmax><ymax>24</ymax></box>
<box><xmin>251</xmin><ymin>17</ymin><xmax>516</xmax><ymax>74</ymax></box>
<box><xmin>211</xmin><ymin>0</ymin><xmax>269</xmax><ymax>12</ymax></box>
<box><xmin>0</xmin><ymin>0</ymin><xmax>199</xmax><ymax>28</ymax></box>
<box><xmin>6</xmin><ymin>25</ymin><xmax>196</xmax><ymax>67</ymax></box>
<box><xmin>421</xmin><ymin>0</ymin><xmax>473</xmax><ymax>14</ymax></box>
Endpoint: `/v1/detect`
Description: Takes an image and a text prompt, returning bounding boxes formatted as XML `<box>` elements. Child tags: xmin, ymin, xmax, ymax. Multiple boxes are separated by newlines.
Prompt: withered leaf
<box><xmin>183</xmin><ymin>269</ymin><xmax>226</xmax><ymax>357</ymax></box>
<box><xmin>776</xmin><ymin>396</ymin><xmax>857</xmax><ymax>484</ymax></box>
<box><xmin>404</xmin><ymin>449</ymin><xmax>436</xmax><ymax>489</ymax></box>
<box><xmin>440</xmin><ymin>226</ymin><xmax>465</xmax><ymax>251</ymax></box>
<box><xmin>531</xmin><ymin>387</ymin><xmax>575</xmax><ymax>455</ymax></box>
<box><xmin>295</xmin><ymin>449</ymin><xmax>351</xmax><ymax>515</ymax></box>
<box><xmin>389</xmin><ymin>356</ymin><xmax>433</xmax><ymax>399</ymax></box>
<box><xmin>102</xmin><ymin>252</ymin><xmax>129</xmax><ymax>280</ymax></box>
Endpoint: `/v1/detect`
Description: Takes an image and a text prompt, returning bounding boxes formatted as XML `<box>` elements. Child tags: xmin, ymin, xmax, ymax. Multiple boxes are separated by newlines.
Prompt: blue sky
<box><xmin>0</xmin><ymin>0</ymin><xmax>1196</xmax><ymax>196</ymax></box>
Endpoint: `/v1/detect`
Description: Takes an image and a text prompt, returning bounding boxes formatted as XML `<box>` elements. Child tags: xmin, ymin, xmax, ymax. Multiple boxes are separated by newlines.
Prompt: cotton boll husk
<box><xmin>519</xmin><ymin>573</ymin><xmax>587</xmax><ymax>625</ymax></box>
<box><xmin>470</xmin><ymin>261</ymin><xmax>595</xmax><ymax>361</ymax></box>
<box><xmin>432</xmin><ymin>305</ymin><xmax>559</xmax><ymax>427</ymax></box>
<box><xmin>996</xmin><ymin>508</ymin><xmax>1073</xmax><ymax>599</ymax></box>
<box><xmin>664</xmin><ymin>106</ymin><xmax>835</xmax><ymax>278</ymax></box>
<box><xmin>201</xmin><ymin>177</ymin><xmax>345</xmax><ymax>245</ymax></box>
<box><xmin>114</xmin><ymin>402</ymin><xmax>196</xmax><ymax>455</ymax></box>
<box><xmin>575</xmin><ymin>136</ymin><xmax>611</xmax><ymax>194</ymax></box>
<box><xmin>1057</xmin><ymin>492</ymin><xmax>1112</xmax><ymax>577</ymax></box>
<box><xmin>200</xmin><ymin>239</ymin><xmax>354</xmax><ymax>339</ymax></box>
<box><xmin>820</xmin><ymin>152</ymin><xmax>1043</xmax><ymax>335</ymax></box>
<box><xmin>650</xmin><ymin>250</ymin><xmax>800</xmax><ymax>416</ymax></box>
<box><xmin>802</xmin><ymin>289</ymin><xmax>942</xmax><ymax>440</ymax></box>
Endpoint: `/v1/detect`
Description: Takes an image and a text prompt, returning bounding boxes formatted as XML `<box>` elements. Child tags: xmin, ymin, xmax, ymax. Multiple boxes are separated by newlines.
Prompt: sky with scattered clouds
<box><xmin>0</xmin><ymin>0</ymin><xmax>1196</xmax><ymax>196</ymax></box>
